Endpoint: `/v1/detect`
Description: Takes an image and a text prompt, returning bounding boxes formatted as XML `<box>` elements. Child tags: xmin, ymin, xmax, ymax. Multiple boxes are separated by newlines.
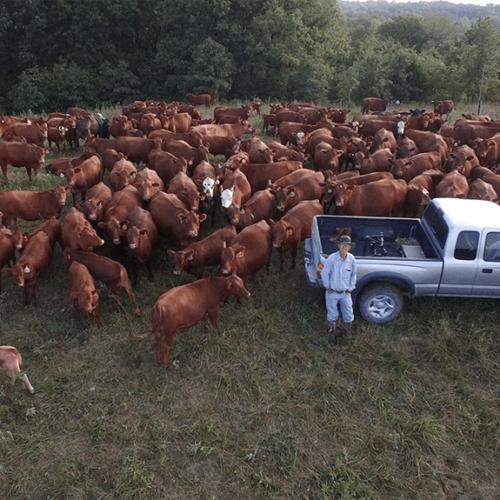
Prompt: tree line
<box><xmin>0</xmin><ymin>0</ymin><xmax>499</xmax><ymax>114</ymax></box>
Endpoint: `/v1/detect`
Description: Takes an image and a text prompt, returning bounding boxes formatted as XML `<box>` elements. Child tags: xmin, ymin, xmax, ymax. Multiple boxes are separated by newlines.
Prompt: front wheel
<box><xmin>357</xmin><ymin>284</ymin><xmax>403</xmax><ymax>324</ymax></box>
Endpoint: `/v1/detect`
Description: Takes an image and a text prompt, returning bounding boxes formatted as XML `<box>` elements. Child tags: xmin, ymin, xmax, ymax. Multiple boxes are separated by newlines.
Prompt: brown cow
<box><xmin>148</xmin><ymin>129</ymin><xmax>203</xmax><ymax>148</ymax></box>
<box><xmin>164</xmin><ymin>112</ymin><xmax>193</xmax><ymax>134</ymax></box>
<box><xmin>64</xmin><ymin>153</ymin><xmax>102</xmax><ymax>205</ymax></box>
<box><xmin>469</xmin><ymin>167</ymin><xmax>500</xmax><ymax>198</ymax></box>
<box><xmin>0</xmin><ymin>225</ymin><xmax>23</xmax><ymax>293</ymax></box>
<box><xmin>467</xmin><ymin>178</ymin><xmax>499</xmax><ymax>203</ymax></box>
<box><xmin>138</xmin><ymin>112</ymin><xmax>162</xmax><ymax>135</ymax></box>
<box><xmin>220</xmin><ymin>219</ymin><xmax>272</xmax><ymax>281</ymax></box>
<box><xmin>21</xmin><ymin>216</ymin><xmax>62</xmax><ymax>251</ymax></box>
<box><xmin>109</xmin><ymin>158</ymin><xmax>138</xmax><ymax>191</ymax></box>
<box><xmin>433</xmin><ymin>100</ymin><xmax>455</xmax><ymax>118</ymax></box>
<box><xmin>267</xmin><ymin>141</ymin><xmax>308</xmax><ymax>163</ymax></box>
<box><xmin>474</xmin><ymin>133</ymin><xmax>500</xmax><ymax>169</ymax></box>
<box><xmin>80</xmin><ymin>182</ymin><xmax>113</xmax><ymax>224</ymax></box>
<box><xmin>108</xmin><ymin>114</ymin><xmax>135</xmax><ymax>137</ymax></box>
<box><xmin>395</xmin><ymin>136</ymin><xmax>419</xmax><ymax>159</ymax></box>
<box><xmin>435</xmin><ymin>170</ymin><xmax>469</xmax><ymax>198</ymax></box>
<box><xmin>333</xmin><ymin>178</ymin><xmax>408</xmax><ymax>216</ymax></box>
<box><xmin>46</xmin><ymin>151</ymin><xmax>95</xmax><ymax>175</ymax></box>
<box><xmin>167</xmin><ymin>171</ymin><xmax>205</xmax><ymax>212</ymax></box>
<box><xmin>167</xmin><ymin>224</ymin><xmax>237</xmax><ymax>279</ymax></box>
<box><xmin>61</xmin><ymin>248</ymin><xmax>141</xmax><ymax>316</ymax></box>
<box><xmin>148</xmin><ymin>148</ymin><xmax>190</xmax><ymax>185</ymax></box>
<box><xmin>313</xmin><ymin>142</ymin><xmax>342</xmax><ymax>173</ymax></box>
<box><xmin>403</xmin><ymin>173</ymin><xmax>435</xmax><ymax>217</ymax></box>
<box><xmin>271</xmin><ymin>199</ymin><xmax>324</xmax><ymax>271</ymax></box>
<box><xmin>392</xmin><ymin>151</ymin><xmax>443</xmax><ymax>183</ymax></box>
<box><xmin>361</xmin><ymin>97</ymin><xmax>390</xmax><ymax>114</ymax></box>
<box><xmin>443</xmin><ymin>145</ymin><xmax>480</xmax><ymax>179</ymax></box>
<box><xmin>68</xmin><ymin>261</ymin><xmax>103</xmax><ymax>328</ymax></box>
<box><xmin>47</xmin><ymin>125</ymin><xmax>67</xmax><ymax>152</ymax></box>
<box><xmin>214</xmin><ymin>105</ymin><xmax>252</xmax><ymax>123</ymax></box>
<box><xmin>273</xmin><ymin>171</ymin><xmax>324</xmax><ymax>213</ymax></box>
<box><xmin>3</xmin><ymin>231</ymin><xmax>53</xmax><ymax>306</ymax></box>
<box><xmin>188</xmin><ymin>93</ymin><xmax>212</xmax><ymax>106</ymax></box>
<box><xmin>2</xmin><ymin>122</ymin><xmax>47</xmax><ymax>147</ymax></box>
<box><xmin>240</xmin><ymin>136</ymin><xmax>274</xmax><ymax>164</ymax></box>
<box><xmin>191</xmin><ymin>121</ymin><xmax>256</xmax><ymax>139</ymax></box>
<box><xmin>149</xmin><ymin>192</ymin><xmax>207</xmax><ymax>248</ymax></box>
<box><xmin>0</xmin><ymin>346</ymin><xmax>34</xmax><ymax>393</ymax></box>
<box><xmin>357</xmin><ymin>148</ymin><xmax>394</xmax><ymax>175</ymax></box>
<box><xmin>370</xmin><ymin>128</ymin><xmax>397</xmax><ymax>153</ymax></box>
<box><xmin>0</xmin><ymin>142</ymin><xmax>48</xmax><ymax>181</ymax></box>
<box><xmin>101</xmin><ymin>148</ymin><xmax>125</xmax><ymax>173</ymax></box>
<box><xmin>238</xmin><ymin>160</ymin><xmax>303</xmax><ymax>193</ymax></box>
<box><xmin>404</xmin><ymin>129</ymin><xmax>449</xmax><ymax>161</ymax></box>
<box><xmin>62</xmin><ymin>207</ymin><xmax>105</xmax><ymax>252</ymax></box>
<box><xmin>137</xmin><ymin>274</ymin><xmax>250</xmax><ymax>368</ymax></box>
<box><xmin>202</xmin><ymin>135</ymin><xmax>240</xmax><ymax>159</ymax></box>
<box><xmin>230</xmin><ymin>188</ymin><xmax>277</xmax><ymax>230</ymax></box>
<box><xmin>114</xmin><ymin>136</ymin><xmax>159</xmax><ymax>165</ymax></box>
<box><xmin>161</xmin><ymin>140</ymin><xmax>209</xmax><ymax>174</ymax></box>
<box><xmin>132</xmin><ymin>167</ymin><xmax>165</xmax><ymax>202</ymax></box>
<box><xmin>0</xmin><ymin>185</ymin><xmax>69</xmax><ymax>229</ymax></box>
<box><xmin>220</xmin><ymin>169</ymin><xmax>252</xmax><ymax>224</ymax></box>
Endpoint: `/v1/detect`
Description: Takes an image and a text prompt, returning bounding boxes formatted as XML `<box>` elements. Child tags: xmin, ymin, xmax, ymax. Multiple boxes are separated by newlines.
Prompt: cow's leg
<box><xmin>207</xmin><ymin>308</ymin><xmax>219</xmax><ymax>331</ymax></box>
<box><xmin>21</xmin><ymin>374</ymin><xmax>34</xmax><ymax>393</ymax></box>
<box><xmin>290</xmin><ymin>245</ymin><xmax>298</xmax><ymax>270</ymax></box>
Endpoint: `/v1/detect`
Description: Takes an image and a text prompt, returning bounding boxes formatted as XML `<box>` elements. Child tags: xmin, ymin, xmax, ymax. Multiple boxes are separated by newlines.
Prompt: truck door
<box><xmin>472</xmin><ymin>231</ymin><xmax>500</xmax><ymax>297</ymax></box>
<box><xmin>438</xmin><ymin>230</ymin><xmax>479</xmax><ymax>295</ymax></box>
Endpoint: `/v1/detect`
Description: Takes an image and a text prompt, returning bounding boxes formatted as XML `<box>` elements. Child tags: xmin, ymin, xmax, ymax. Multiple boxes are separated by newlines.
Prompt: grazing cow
<box><xmin>132</xmin><ymin>167</ymin><xmax>165</xmax><ymax>202</ymax></box>
<box><xmin>167</xmin><ymin>224</ymin><xmax>237</xmax><ymax>279</ymax></box>
<box><xmin>230</xmin><ymin>188</ymin><xmax>277</xmax><ymax>230</ymax></box>
<box><xmin>361</xmin><ymin>97</ymin><xmax>390</xmax><ymax>114</ymax></box>
<box><xmin>62</xmin><ymin>207</ymin><xmax>105</xmax><ymax>252</ymax></box>
<box><xmin>68</xmin><ymin>261</ymin><xmax>103</xmax><ymax>328</ymax></box>
<box><xmin>220</xmin><ymin>219</ymin><xmax>272</xmax><ymax>281</ymax></box>
<box><xmin>123</xmin><ymin>206</ymin><xmax>158</xmax><ymax>283</ymax></box>
<box><xmin>271</xmin><ymin>199</ymin><xmax>324</xmax><ymax>271</ymax></box>
<box><xmin>433</xmin><ymin>100</ymin><xmax>455</xmax><ymax>118</ymax></box>
<box><xmin>137</xmin><ymin>274</ymin><xmax>250</xmax><ymax>368</ymax></box>
<box><xmin>273</xmin><ymin>171</ymin><xmax>325</xmax><ymax>213</ymax></box>
<box><xmin>80</xmin><ymin>182</ymin><xmax>113</xmax><ymax>224</ymax></box>
<box><xmin>435</xmin><ymin>170</ymin><xmax>469</xmax><ymax>199</ymax></box>
<box><xmin>149</xmin><ymin>192</ymin><xmax>207</xmax><ymax>248</ymax></box>
<box><xmin>0</xmin><ymin>142</ymin><xmax>48</xmax><ymax>181</ymax></box>
<box><xmin>392</xmin><ymin>151</ymin><xmax>443</xmax><ymax>183</ymax></box>
<box><xmin>98</xmin><ymin>186</ymin><xmax>142</xmax><ymax>245</ymax></box>
<box><xmin>148</xmin><ymin>148</ymin><xmax>190</xmax><ymax>185</ymax></box>
<box><xmin>0</xmin><ymin>346</ymin><xmax>34</xmax><ymax>393</ymax></box>
<box><xmin>61</xmin><ymin>248</ymin><xmax>141</xmax><ymax>316</ymax></box>
<box><xmin>0</xmin><ymin>225</ymin><xmax>23</xmax><ymax>293</ymax></box>
<box><xmin>467</xmin><ymin>178</ymin><xmax>499</xmax><ymax>203</ymax></box>
<box><xmin>0</xmin><ymin>185</ymin><xmax>69</xmax><ymax>229</ymax></box>
<box><xmin>167</xmin><ymin>171</ymin><xmax>205</xmax><ymax>212</ymax></box>
<box><xmin>64</xmin><ymin>153</ymin><xmax>102</xmax><ymax>205</ymax></box>
<box><xmin>333</xmin><ymin>178</ymin><xmax>408</xmax><ymax>216</ymax></box>
<box><xmin>109</xmin><ymin>158</ymin><xmax>137</xmax><ymax>192</ymax></box>
<box><xmin>188</xmin><ymin>93</ymin><xmax>212</xmax><ymax>106</ymax></box>
<box><xmin>3</xmin><ymin>232</ymin><xmax>53</xmax><ymax>306</ymax></box>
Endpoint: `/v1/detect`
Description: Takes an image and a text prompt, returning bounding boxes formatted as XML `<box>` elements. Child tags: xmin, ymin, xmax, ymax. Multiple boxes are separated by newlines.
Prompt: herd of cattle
<box><xmin>2</xmin><ymin>95</ymin><xmax>500</xmax><ymax>378</ymax></box>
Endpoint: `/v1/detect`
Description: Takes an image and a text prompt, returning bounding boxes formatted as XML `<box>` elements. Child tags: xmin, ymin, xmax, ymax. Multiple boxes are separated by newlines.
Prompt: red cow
<box><xmin>45</xmin><ymin>150</ymin><xmax>96</xmax><ymax>175</ymax></box>
<box><xmin>62</xmin><ymin>207</ymin><xmax>105</xmax><ymax>252</ymax></box>
<box><xmin>202</xmin><ymin>135</ymin><xmax>240</xmax><ymax>159</ymax></box>
<box><xmin>467</xmin><ymin>178</ymin><xmax>499</xmax><ymax>203</ymax></box>
<box><xmin>188</xmin><ymin>93</ymin><xmax>212</xmax><ymax>106</ymax></box>
<box><xmin>220</xmin><ymin>169</ymin><xmax>252</xmax><ymax>224</ymax></box>
<box><xmin>2</xmin><ymin>122</ymin><xmax>47</xmax><ymax>147</ymax></box>
<box><xmin>148</xmin><ymin>149</ymin><xmax>190</xmax><ymax>185</ymax></box>
<box><xmin>61</xmin><ymin>248</ymin><xmax>141</xmax><ymax>316</ymax></box>
<box><xmin>164</xmin><ymin>112</ymin><xmax>193</xmax><ymax>134</ymax></box>
<box><xmin>220</xmin><ymin>219</ymin><xmax>272</xmax><ymax>281</ymax></box>
<box><xmin>474</xmin><ymin>133</ymin><xmax>500</xmax><ymax>169</ymax></box>
<box><xmin>357</xmin><ymin>148</ymin><xmax>394</xmax><ymax>174</ymax></box>
<box><xmin>358</xmin><ymin>119</ymin><xmax>405</xmax><ymax>140</ymax></box>
<box><xmin>123</xmin><ymin>206</ymin><xmax>158</xmax><ymax>283</ymax></box>
<box><xmin>137</xmin><ymin>274</ymin><xmax>250</xmax><ymax>368</ymax></box>
<box><xmin>161</xmin><ymin>140</ymin><xmax>209</xmax><ymax>173</ymax></box>
<box><xmin>0</xmin><ymin>346</ymin><xmax>34</xmax><ymax>393</ymax></box>
<box><xmin>0</xmin><ymin>142</ymin><xmax>48</xmax><ymax>181</ymax></box>
<box><xmin>370</xmin><ymin>128</ymin><xmax>397</xmax><ymax>153</ymax></box>
<box><xmin>132</xmin><ymin>167</ymin><xmax>165</xmax><ymax>202</ymax></box>
<box><xmin>443</xmin><ymin>145</ymin><xmax>480</xmax><ymax>179</ymax></box>
<box><xmin>267</xmin><ymin>141</ymin><xmax>308</xmax><ymax>163</ymax></box>
<box><xmin>109</xmin><ymin>158</ymin><xmax>137</xmax><ymax>191</ymax></box>
<box><xmin>275</xmin><ymin>110</ymin><xmax>306</xmax><ymax>126</ymax></box>
<box><xmin>435</xmin><ymin>170</ymin><xmax>469</xmax><ymax>198</ymax></box>
<box><xmin>114</xmin><ymin>136</ymin><xmax>159</xmax><ymax>165</ymax></box>
<box><xmin>214</xmin><ymin>105</ymin><xmax>252</xmax><ymax>123</ymax></box>
<box><xmin>108</xmin><ymin>114</ymin><xmax>135</xmax><ymax>137</ymax></box>
<box><xmin>0</xmin><ymin>185</ymin><xmax>69</xmax><ymax>229</ymax></box>
<box><xmin>178</xmin><ymin>104</ymin><xmax>203</xmax><ymax>120</ymax></box>
<box><xmin>0</xmin><ymin>226</ymin><xmax>23</xmax><ymax>293</ymax></box>
<box><xmin>451</xmin><ymin>124</ymin><xmax>500</xmax><ymax>147</ymax></box>
<box><xmin>148</xmin><ymin>129</ymin><xmax>203</xmax><ymax>148</ymax></box>
<box><xmin>2</xmin><ymin>232</ymin><xmax>53</xmax><ymax>306</ymax></box>
<box><xmin>84</xmin><ymin>136</ymin><xmax>118</xmax><ymax>156</ymax></box>
<box><xmin>395</xmin><ymin>137</ymin><xmax>419</xmax><ymax>159</ymax></box>
<box><xmin>192</xmin><ymin>161</ymin><xmax>220</xmax><ymax>225</ymax></box>
<box><xmin>167</xmin><ymin>224</ymin><xmax>237</xmax><ymax>279</ymax></box>
<box><xmin>240</xmin><ymin>136</ymin><xmax>274</xmax><ymax>164</ymax></box>
<box><xmin>64</xmin><ymin>153</ymin><xmax>102</xmax><ymax>205</ymax></box>
<box><xmin>404</xmin><ymin>129</ymin><xmax>449</xmax><ymax>161</ymax></box>
<box><xmin>238</xmin><ymin>160</ymin><xmax>303</xmax><ymax>193</ymax></box>
<box><xmin>80</xmin><ymin>182</ymin><xmax>113</xmax><ymax>224</ymax></box>
<box><xmin>47</xmin><ymin>125</ymin><xmax>67</xmax><ymax>152</ymax></box>
<box><xmin>470</xmin><ymin>167</ymin><xmax>500</xmax><ymax>198</ymax></box>
<box><xmin>333</xmin><ymin>178</ymin><xmax>408</xmax><ymax>216</ymax></box>
<box><xmin>98</xmin><ymin>186</ymin><xmax>142</xmax><ymax>245</ymax></box>
<box><xmin>167</xmin><ymin>171</ymin><xmax>205</xmax><ymax>212</ymax></box>
<box><xmin>433</xmin><ymin>100</ymin><xmax>455</xmax><ymax>117</ymax></box>
<box><xmin>403</xmin><ymin>173</ymin><xmax>435</xmax><ymax>217</ymax></box>
<box><xmin>68</xmin><ymin>261</ymin><xmax>103</xmax><ymax>328</ymax></box>
<box><xmin>21</xmin><ymin>216</ymin><xmax>62</xmax><ymax>251</ymax></box>
<box><xmin>191</xmin><ymin>121</ymin><xmax>256</xmax><ymax>139</ymax></box>
<box><xmin>271</xmin><ymin>199</ymin><xmax>324</xmax><ymax>271</ymax></box>
<box><xmin>361</xmin><ymin>97</ymin><xmax>390</xmax><ymax>114</ymax></box>
<box><xmin>313</xmin><ymin>142</ymin><xmax>342</xmax><ymax>173</ymax></box>
<box><xmin>101</xmin><ymin>148</ymin><xmax>126</xmax><ymax>173</ymax></box>
<box><xmin>138</xmin><ymin>113</ymin><xmax>162</xmax><ymax>135</ymax></box>
<box><xmin>328</xmin><ymin>108</ymin><xmax>351</xmax><ymax>123</ymax></box>
<box><xmin>149</xmin><ymin>192</ymin><xmax>207</xmax><ymax>248</ymax></box>
<box><xmin>273</xmin><ymin>171</ymin><xmax>325</xmax><ymax>213</ymax></box>
<box><xmin>230</xmin><ymin>188</ymin><xmax>277</xmax><ymax>230</ymax></box>
<box><xmin>392</xmin><ymin>151</ymin><xmax>443</xmax><ymax>182</ymax></box>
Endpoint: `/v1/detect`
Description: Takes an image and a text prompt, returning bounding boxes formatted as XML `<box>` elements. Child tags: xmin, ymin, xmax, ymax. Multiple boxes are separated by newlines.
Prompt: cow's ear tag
<box><xmin>24</xmin><ymin>266</ymin><xmax>31</xmax><ymax>274</ymax></box>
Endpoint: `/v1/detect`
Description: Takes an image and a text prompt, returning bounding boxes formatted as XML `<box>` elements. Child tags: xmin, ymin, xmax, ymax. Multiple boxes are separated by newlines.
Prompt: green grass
<box><xmin>0</xmin><ymin>102</ymin><xmax>500</xmax><ymax>499</ymax></box>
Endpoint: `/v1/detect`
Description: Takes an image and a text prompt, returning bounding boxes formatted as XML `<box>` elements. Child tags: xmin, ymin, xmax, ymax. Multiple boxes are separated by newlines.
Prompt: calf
<box><xmin>220</xmin><ymin>219</ymin><xmax>272</xmax><ymax>281</ymax></box>
<box><xmin>168</xmin><ymin>224</ymin><xmax>237</xmax><ymax>279</ymax></box>
<box><xmin>62</xmin><ymin>207</ymin><xmax>105</xmax><ymax>252</ymax></box>
<box><xmin>137</xmin><ymin>274</ymin><xmax>250</xmax><ymax>368</ymax></box>
<box><xmin>68</xmin><ymin>261</ymin><xmax>103</xmax><ymax>327</ymax></box>
<box><xmin>0</xmin><ymin>185</ymin><xmax>69</xmax><ymax>229</ymax></box>
<box><xmin>3</xmin><ymin>232</ymin><xmax>53</xmax><ymax>306</ymax></box>
<box><xmin>62</xmin><ymin>248</ymin><xmax>141</xmax><ymax>316</ymax></box>
<box><xmin>270</xmin><ymin>199</ymin><xmax>324</xmax><ymax>271</ymax></box>
<box><xmin>0</xmin><ymin>346</ymin><xmax>34</xmax><ymax>393</ymax></box>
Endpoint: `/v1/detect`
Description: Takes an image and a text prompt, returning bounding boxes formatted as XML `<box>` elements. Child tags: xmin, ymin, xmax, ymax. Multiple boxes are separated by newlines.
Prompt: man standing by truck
<box><xmin>321</xmin><ymin>235</ymin><xmax>357</xmax><ymax>345</ymax></box>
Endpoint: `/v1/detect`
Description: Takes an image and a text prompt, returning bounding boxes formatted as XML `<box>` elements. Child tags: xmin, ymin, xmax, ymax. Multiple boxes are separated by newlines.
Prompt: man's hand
<box><xmin>327</xmin><ymin>288</ymin><xmax>332</xmax><ymax>294</ymax></box>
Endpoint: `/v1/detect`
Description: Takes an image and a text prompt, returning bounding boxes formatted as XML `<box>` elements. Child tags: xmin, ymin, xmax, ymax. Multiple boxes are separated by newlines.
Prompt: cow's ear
<box><xmin>97</xmin><ymin>222</ymin><xmax>106</xmax><ymax>228</ymax></box>
<box><xmin>235</xmin><ymin>245</ymin><xmax>246</xmax><ymax>257</ymax></box>
<box><xmin>139</xmin><ymin>229</ymin><xmax>149</xmax><ymax>237</ymax></box>
<box><xmin>167</xmin><ymin>249</ymin><xmax>176</xmax><ymax>258</ymax></box>
<box><xmin>93</xmin><ymin>289</ymin><xmax>101</xmax><ymax>296</ymax></box>
<box><xmin>185</xmin><ymin>249</ymin><xmax>195</xmax><ymax>261</ymax></box>
<box><xmin>269</xmin><ymin>219</ymin><xmax>276</xmax><ymax>228</ymax></box>
<box><xmin>70</xmin><ymin>292</ymin><xmax>79</xmax><ymax>300</ymax></box>
<box><xmin>2</xmin><ymin>267</ymin><xmax>12</xmax><ymax>275</ymax></box>
<box><xmin>198</xmin><ymin>213</ymin><xmax>207</xmax><ymax>222</ymax></box>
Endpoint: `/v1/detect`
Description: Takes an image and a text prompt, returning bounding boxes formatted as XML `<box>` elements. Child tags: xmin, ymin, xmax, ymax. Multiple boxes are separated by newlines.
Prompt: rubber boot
<box><xmin>343</xmin><ymin>322</ymin><xmax>353</xmax><ymax>342</ymax></box>
<box><xmin>328</xmin><ymin>321</ymin><xmax>338</xmax><ymax>345</ymax></box>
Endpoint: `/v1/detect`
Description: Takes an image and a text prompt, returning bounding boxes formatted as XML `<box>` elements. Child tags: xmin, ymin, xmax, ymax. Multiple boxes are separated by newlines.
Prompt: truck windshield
<box><xmin>422</xmin><ymin>203</ymin><xmax>449</xmax><ymax>250</ymax></box>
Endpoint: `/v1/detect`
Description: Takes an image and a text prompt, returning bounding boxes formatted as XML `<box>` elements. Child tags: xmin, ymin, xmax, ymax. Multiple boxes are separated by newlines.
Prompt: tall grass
<box><xmin>0</xmin><ymin>102</ymin><xmax>499</xmax><ymax>499</ymax></box>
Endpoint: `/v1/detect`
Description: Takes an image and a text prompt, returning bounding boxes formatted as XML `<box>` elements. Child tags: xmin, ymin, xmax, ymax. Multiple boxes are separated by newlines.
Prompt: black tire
<box><xmin>357</xmin><ymin>284</ymin><xmax>403</xmax><ymax>324</ymax></box>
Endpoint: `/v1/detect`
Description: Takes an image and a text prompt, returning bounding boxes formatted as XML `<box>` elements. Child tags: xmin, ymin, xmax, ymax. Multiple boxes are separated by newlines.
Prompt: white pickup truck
<box><xmin>303</xmin><ymin>198</ymin><xmax>500</xmax><ymax>323</ymax></box>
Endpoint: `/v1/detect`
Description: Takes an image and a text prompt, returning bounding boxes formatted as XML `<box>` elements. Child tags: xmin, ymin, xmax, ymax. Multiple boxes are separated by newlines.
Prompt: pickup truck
<box><xmin>303</xmin><ymin>198</ymin><xmax>500</xmax><ymax>323</ymax></box>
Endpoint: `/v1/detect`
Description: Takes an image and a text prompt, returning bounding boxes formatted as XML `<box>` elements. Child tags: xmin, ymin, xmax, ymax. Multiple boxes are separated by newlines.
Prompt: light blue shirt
<box><xmin>321</xmin><ymin>251</ymin><xmax>357</xmax><ymax>292</ymax></box>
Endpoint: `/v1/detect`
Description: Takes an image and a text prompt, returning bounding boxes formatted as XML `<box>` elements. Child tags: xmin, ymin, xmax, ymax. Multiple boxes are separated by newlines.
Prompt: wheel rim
<box><xmin>367</xmin><ymin>294</ymin><xmax>396</xmax><ymax>320</ymax></box>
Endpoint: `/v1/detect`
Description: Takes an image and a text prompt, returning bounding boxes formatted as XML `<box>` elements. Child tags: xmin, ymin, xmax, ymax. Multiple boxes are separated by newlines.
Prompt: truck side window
<box><xmin>484</xmin><ymin>232</ymin><xmax>500</xmax><ymax>262</ymax></box>
<box><xmin>454</xmin><ymin>231</ymin><xmax>479</xmax><ymax>261</ymax></box>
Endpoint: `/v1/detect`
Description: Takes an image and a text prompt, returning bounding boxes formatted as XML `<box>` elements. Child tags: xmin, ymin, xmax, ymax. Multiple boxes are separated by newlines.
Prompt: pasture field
<box><xmin>0</xmin><ymin>101</ymin><xmax>499</xmax><ymax>499</ymax></box>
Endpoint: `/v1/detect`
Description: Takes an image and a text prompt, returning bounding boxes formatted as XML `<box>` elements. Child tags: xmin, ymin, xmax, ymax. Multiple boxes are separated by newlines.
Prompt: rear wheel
<box><xmin>357</xmin><ymin>284</ymin><xmax>403</xmax><ymax>324</ymax></box>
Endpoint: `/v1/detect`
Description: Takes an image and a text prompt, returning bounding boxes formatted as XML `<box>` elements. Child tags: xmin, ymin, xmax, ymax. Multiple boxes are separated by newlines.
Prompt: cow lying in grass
<box><xmin>0</xmin><ymin>346</ymin><xmax>34</xmax><ymax>393</ymax></box>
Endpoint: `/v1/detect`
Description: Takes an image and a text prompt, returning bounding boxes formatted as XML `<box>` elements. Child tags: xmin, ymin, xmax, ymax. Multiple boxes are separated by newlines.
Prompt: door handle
<box><xmin>482</xmin><ymin>268</ymin><xmax>493</xmax><ymax>274</ymax></box>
